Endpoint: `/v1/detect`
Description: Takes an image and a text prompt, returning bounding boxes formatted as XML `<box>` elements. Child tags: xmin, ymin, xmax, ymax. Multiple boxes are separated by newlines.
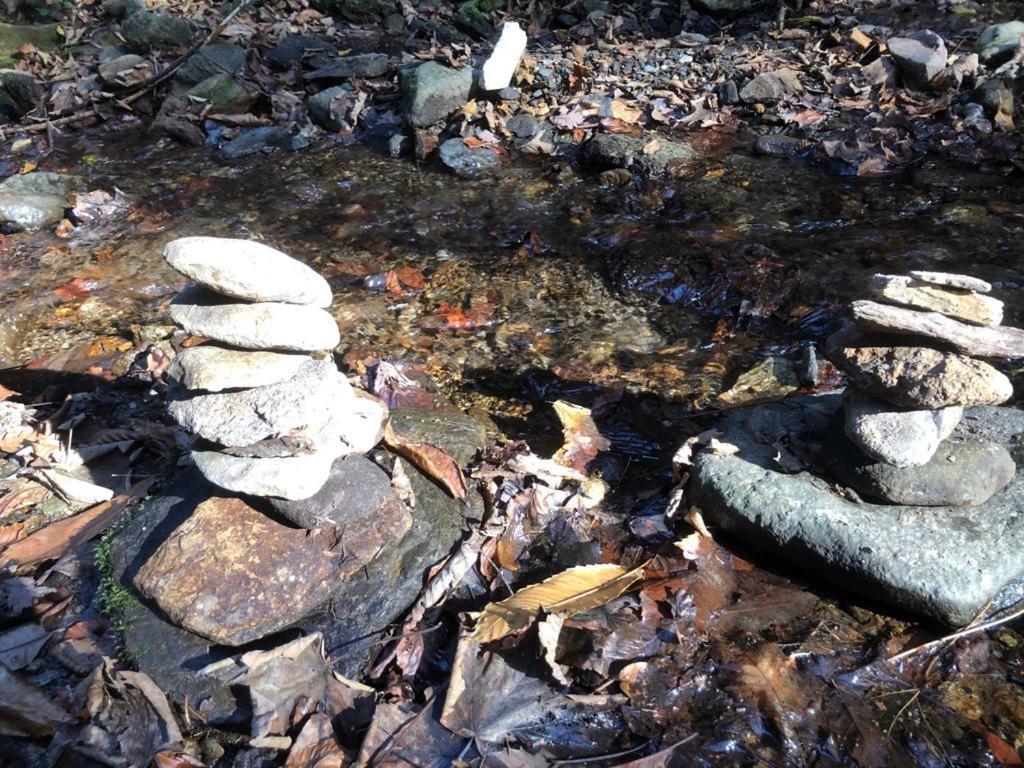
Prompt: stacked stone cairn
<box><xmin>163</xmin><ymin>236</ymin><xmax>387</xmax><ymax>500</ymax></box>
<box><xmin>823</xmin><ymin>271</ymin><xmax>1022</xmax><ymax>507</ymax></box>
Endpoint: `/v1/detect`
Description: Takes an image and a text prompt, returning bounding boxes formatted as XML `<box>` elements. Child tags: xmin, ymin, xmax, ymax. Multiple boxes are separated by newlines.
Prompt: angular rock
<box><xmin>387</xmin><ymin>407</ymin><xmax>489</xmax><ymax>466</ymax></box>
<box><xmin>887</xmin><ymin>30</ymin><xmax>947</xmax><ymax>90</ymax></box>
<box><xmin>167</xmin><ymin>345</ymin><xmax>312</xmax><ymax>392</ymax></box>
<box><xmin>307</xmin><ymin>85</ymin><xmax>354</xmax><ymax>133</ymax></box>
<box><xmin>0</xmin><ymin>172</ymin><xmax>76</xmax><ymax>232</ymax></box>
<box><xmin>907</xmin><ymin>270</ymin><xmax>992</xmax><ymax>293</ymax></box>
<box><xmin>862</xmin><ymin>55</ymin><xmax>898</xmax><ymax>88</ymax></box>
<box><xmin>690</xmin><ymin>392</ymin><xmax>1024</xmax><ymax>626</ymax></box>
<box><xmin>186</xmin><ymin>73</ymin><xmax>257</xmax><ymax>115</ymax></box>
<box><xmin>506</xmin><ymin>112</ymin><xmax>538</xmax><ymax>138</ymax></box>
<box><xmin>740</xmin><ymin>70</ymin><xmax>800</xmax><ymax>102</ymax></box>
<box><xmin>167</xmin><ymin>358</ymin><xmax>350</xmax><ymax>447</ymax></box>
<box><xmin>264</xmin><ymin>35</ymin><xmax>338</xmax><ymax>70</ymax></box>
<box><xmin>850</xmin><ymin>300</ymin><xmax>1024</xmax><ymax>358</ymax></box>
<box><xmin>823</xmin><ymin>430</ymin><xmax>1015</xmax><ymax>507</ymax></box>
<box><xmin>401</xmin><ymin>62</ymin><xmax>473</xmax><ymax>128</ymax></box>
<box><xmin>218</xmin><ymin>125</ymin><xmax>307</xmax><ymax>160</ymax></box>
<box><xmin>306</xmin><ymin>54</ymin><xmax>388</xmax><ymax>83</ymax></box>
<box><xmin>169</xmin><ymin>288</ymin><xmax>340</xmax><ymax>351</ymax></box>
<box><xmin>825</xmin><ymin>327</ymin><xmax>1013</xmax><ymax>409</ymax></box>
<box><xmin>0</xmin><ymin>70</ymin><xmax>41</xmax><ymax>123</ymax></box>
<box><xmin>438</xmin><ymin>138</ymin><xmax>501</xmax><ymax>179</ymax></box>
<box><xmin>844</xmin><ymin>387</ymin><xmax>961</xmax><ymax>468</ymax></box>
<box><xmin>173</xmin><ymin>42</ymin><xmax>246</xmax><ymax>86</ymax></box>
<box><xmin>192</xmin><ymin>449</ymin><xmax>336</xmax><ymax>500</ymax></box>
<box><xmin>166</xmin><ymin>238</ymin><xmax>332</xmax><ymax>307</ymax></box>
<box><xmin>97</xmin><ymin>54</ymin><xmax>151</xmax><ymax>87</ymax></box>
<box><xmin>481</xmin><ymin>21</ymin><xmax>527</xmax><ymax>91</ymax></box>
<box><xmin>978</xmin><ymin>21</ymin><xmax>1024</xmax><ymax>67</ymax></box>
<box><xmin>121</xmin><ymin>11</ymin><xmax>192</xmax><ymax>52</ymax></box>
<box><xmin>134</xmin><ymin>496</ymin><xmax>365</xmax><ymax>645</ymax></box>
<box><xmin>870</xmin><ymin>274</ymin><xmax>1002</xmax><ymax>326</ymax></box>
<box><xmin>581</xmin><ymin>133</ymin><xmax>699</xmax><ymax>176</ymax></box>
<box><xmin>269</xmin><ymin>455</ymin><xmax>397</xmax><ymax>529</ymax></box>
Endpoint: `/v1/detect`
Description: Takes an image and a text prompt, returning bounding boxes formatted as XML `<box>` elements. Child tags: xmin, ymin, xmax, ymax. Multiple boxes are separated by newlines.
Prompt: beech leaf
<box><xmin>383</xmin><ymin>422</ymin><xmax>467</xmax><ymax>499</ymax></box>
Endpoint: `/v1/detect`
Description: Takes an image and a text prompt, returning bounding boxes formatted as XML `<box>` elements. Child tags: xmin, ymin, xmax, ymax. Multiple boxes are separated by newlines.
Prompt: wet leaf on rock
<box><xmin>383</xmin><ymin>421</ymin><xmax>467</xmax><ymax>499</ymax></box>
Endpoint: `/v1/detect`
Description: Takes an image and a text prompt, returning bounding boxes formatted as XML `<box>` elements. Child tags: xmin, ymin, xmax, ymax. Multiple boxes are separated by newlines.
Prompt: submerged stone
<box><xmin>690</xmin><ymin>392</ymin><xmax>1024</xmax><ymax>626</ymax></box>
<box><xmin>0</xmin><ymin>172</ymin><xmax>77</xmax><ymax>232</ymax></box>
<box><xmin>581</xmin><ymin>133</ymin><xmax>699</xmax><ymax>176</ymax></box>
<box><xmin>165</xmin><ymin>237</ymin><xmax>332</xmax><ymax>307</ymax></box>
<box><xmin>169</xmin><ymin>286</ymin><xmax>340</xmax><ymax>351</ymax></box>
<box><xmin>438</xmin><ymin>138</ymin><xmax>502</xmax><ymax>179</ymax></box>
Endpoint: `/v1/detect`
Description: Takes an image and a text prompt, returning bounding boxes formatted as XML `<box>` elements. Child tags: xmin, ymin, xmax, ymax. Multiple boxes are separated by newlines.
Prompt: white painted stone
<box><xmin>481</xmin><ymin>21</ymin><xmax>527</xmax><ymax>91</ymax></box>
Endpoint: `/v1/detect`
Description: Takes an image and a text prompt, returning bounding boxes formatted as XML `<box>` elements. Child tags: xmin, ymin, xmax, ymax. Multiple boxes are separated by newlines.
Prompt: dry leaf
<box><xmin>153</xmin><ymin>752</ymin><xmax>205</xmax><ymax>768</ymax></box>
<box><xmin>0</xmin><ymin>667</ymin><xmax>73</xmax><ymax>737</ymax></box>
<box><xmin>284</xmin><ymin>713</ymin><xmax>345</xmax><ymax>768</ymax></box>
<box><xmin>551</xmin><ymin>400</ymin><xmax>610</xmax><ymax>472</ymax></box>
<box><xmin>642</xmin><ymin>138</ymin><xmax>662</xmax><ymax>155</ymax></box>
<box><xmin>471</xmin><ymin>562</ymin><xmax>646</xmax><ymax>643</ymax></box>
<box><xmin>383</xmin><ymin>422</ymin><xmax>467</xmax><ymax>499</ymax></box>
<box><xmin>0</xmin><ymin>623</ymin><xmax>50</xmax><ymax>669</ymax></box>
<box><xmin>537</xmin><ymin>613</ymin><xmax>570</xmax><ymax>685</ymax></box>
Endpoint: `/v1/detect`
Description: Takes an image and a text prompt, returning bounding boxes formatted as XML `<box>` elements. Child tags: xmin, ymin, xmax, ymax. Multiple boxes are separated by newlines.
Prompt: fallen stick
<box><xmin>886</xmin><ymin>602</ymin><xmax>1024</xmax><ymax>663</ymax></box>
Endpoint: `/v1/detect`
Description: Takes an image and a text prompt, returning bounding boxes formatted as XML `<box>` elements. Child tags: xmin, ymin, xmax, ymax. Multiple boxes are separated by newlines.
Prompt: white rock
<box><xmin>168</xmin><ymin>345</ymin><xmax>314</xmax><ymax>392</ymax></box>
<box><xmin>192</xmin><ymin>450</ymin><xmax>338</xmax><ymax>500</ymax></box>
<box><xmin>164</xmin><ymin>237</ymin><xmax>332</xmax><ymax>307</ymax></box>
<box><xmin>845</xmin><ymin>388</ymin><xmax>962</xmax><ymax>468</ymax></box>
<box><xmin>481</xmin><ymin>21</ymin><xmax>527</xmax><ymax>91</ymax></box>
<box><xmin>169</xmin><ymin>286</ymin><xmax>340</xmax><ymax>352</ymax></box>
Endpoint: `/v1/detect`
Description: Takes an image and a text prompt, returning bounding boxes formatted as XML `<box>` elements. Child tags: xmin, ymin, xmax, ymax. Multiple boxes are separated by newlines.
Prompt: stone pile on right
<box><xmin>823</xmin><ymin>271</ymin><xmax>1020</xmax><ymax>507</ymax></box>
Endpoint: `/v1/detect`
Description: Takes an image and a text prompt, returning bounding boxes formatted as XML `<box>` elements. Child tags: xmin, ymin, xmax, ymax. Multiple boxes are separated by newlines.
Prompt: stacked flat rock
<box><xmin>823</xmin><ymin>271</ymin><xmax>1018</xmax><ymax>507</ymax></box>
<box><xmin>163</xmin><ymin>236</ymin><xmax>387</xmax><ymax>500</ymax></box>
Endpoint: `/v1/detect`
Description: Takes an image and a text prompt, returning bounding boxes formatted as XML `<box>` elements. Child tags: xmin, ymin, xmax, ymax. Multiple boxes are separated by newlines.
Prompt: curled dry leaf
<box><xmin>471</xmin><ymin>562</ymin><xmax>646</xmax><ymax>644</ymax></box>
<box><xmin>538</xmin><ymin>612</ymin><xmax>570</xmax><ymax>685</ymax></box>
<box><xmin>383</xmin><ymin>421</ymin><xmax>467</xmax><ymax>499</ymax></box>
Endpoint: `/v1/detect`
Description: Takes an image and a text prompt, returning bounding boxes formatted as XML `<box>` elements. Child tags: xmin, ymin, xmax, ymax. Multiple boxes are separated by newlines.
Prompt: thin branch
<box><xmin>886</xmin><ymin>602</ymin><xmax>1024</xmax><ymax>663</ymax></box>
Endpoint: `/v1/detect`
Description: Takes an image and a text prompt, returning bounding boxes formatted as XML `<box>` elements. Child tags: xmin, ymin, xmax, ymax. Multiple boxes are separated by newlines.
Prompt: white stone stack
<box><xmin>163</xmin><ymin>237</ymin><xmax>387</xmax><ymax>500</ymax></box>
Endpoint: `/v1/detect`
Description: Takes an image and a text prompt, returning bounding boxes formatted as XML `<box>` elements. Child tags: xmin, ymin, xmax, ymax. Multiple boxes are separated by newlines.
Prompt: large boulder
<box><xmin>0</xmin><ymin>172</ymin><xmax>77</xmax><ymax>232</ymax></box>
<box><xmin>121</xmin><ymin>11</ymin><xmax>192</xmax><ymax>52</ymax></box>
<box><xmin>400</xmin><ymin>61</ymin><xmax>473</xmax><ymax>128</ymax></box>
<box><xmin>690</xmin><ymin>392</ymin><xmax>1024</xmax><ymax>626</ymax></box>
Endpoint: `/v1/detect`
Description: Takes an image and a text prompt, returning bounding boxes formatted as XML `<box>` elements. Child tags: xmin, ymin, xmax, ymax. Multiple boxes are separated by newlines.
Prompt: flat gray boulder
<box><xmin>164</xmin><ymin>237</ymin><xmax>332</xmax><ymax>306</ymax></box>
<box><xmin>169</xmin><ymin>286</ymin><xmax>340</xmax><ymax>351</ymax></box>
<box><xmin>690</xmin><ymin>392</ymin><xmax>1024</xmax><ymax>626</ymax></box>
<box><xmin>167</xmin><ymin>345</ymin><xmax>313</xmax><ymax>392</ymax></box>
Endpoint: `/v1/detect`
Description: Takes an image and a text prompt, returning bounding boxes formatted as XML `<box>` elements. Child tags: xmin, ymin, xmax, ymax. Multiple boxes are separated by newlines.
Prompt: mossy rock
<box><xmin>0</xmin><ymin>23</ymin><xmax>61</xmax><ymax>68</ymax></box>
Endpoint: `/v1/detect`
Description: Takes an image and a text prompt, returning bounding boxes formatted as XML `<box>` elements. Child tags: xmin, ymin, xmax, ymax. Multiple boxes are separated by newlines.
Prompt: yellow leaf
<box><xmin>642</xmin><ymin>138</ymin><xmax>662</xmax><ymax>155</ymax></box>
<box><xmin>19</xmin><ymin>162</ymin><xmax>37</xmax><ymax>175</ymax></box>
<box><xmin>470</xmin><ymin>562</ymin><xmax>646</xmax><ymax>643</ymax></box>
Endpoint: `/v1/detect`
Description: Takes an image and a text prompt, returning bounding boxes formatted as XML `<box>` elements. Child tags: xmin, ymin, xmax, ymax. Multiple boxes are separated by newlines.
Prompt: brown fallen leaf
<box><xmin>471</xmin><ymin>562</ymin><xmax>646</xmax><ymax>643</ymax></box>
<box><xmin>153</xmin><ymin>751</ymin><xmax>205</xmax><ymax>768</ymax></box>
<box><xmin>551</xmin><ymin>400</ymin><xmax>610</xmax><ymax>473</ymax></box>
<box><xmin>284</xmin><ymin>713</ymin><xmax>346</xmax><ymax>768</ymax></box>
<box><xmin>383</xmin><ymin>422</ymin><xmax>467</xmax><ymax>499</ymax></box>
<box><xmin>0</xmin><ymin>666</ymin><xmax>74</xmax><ymax>737</ymax></box>
<box><xmin>0</xmin><ymin>479</ymin><xmax>152</xmax><ymax>570</ymax></box>
<box><xmin>0</xmin><ymin>522</ymin><xmax>26</xmax><ymax>548</ymax></box>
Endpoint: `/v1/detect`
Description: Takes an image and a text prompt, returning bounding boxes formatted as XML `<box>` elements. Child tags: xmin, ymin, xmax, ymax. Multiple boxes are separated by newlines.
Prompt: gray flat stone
<box><xmin>908</xmin><ymin>270</ymin><xmax>992</xmax><ymax>294</ymax></box>
<box><xmin>164</xmin><ymin>237</ymin><xmax>332</xmax><ymax>307</ymax></box>
<box><xmin>844</xmin><ymin>387</ymin><xmax>961</xmax><ymax>468</ymax></box>
<box><xmin>887</xmin><ymin>29</ymin><xmax>947</xmax><ymax>90</ymax></box>
<box><xmin>438</xmin><ymin>138</ymin><xmax>502</xmax><ymax>179</ymax></box>
<box><xmin>270</xmin><ymin>455</ymin><xmax>396</xmax><ymax>529</ymax></box>
<box><xmin>169</xmin><ymin>286</ymin><xmax>340</xmax><ymax>352</ymax></box>
<box><xmin>167</xmin><ymin>358</ymin><xmax>349</xmax><ymax>447</ymax></box>
<box><xmin>167</xmin><ymin>345</ymin><xmax>313</xmax><ymax>392</ymax></box>
<box><xmin>690</xmin><ymin>392</ymin><xmax>1024</xmax><ymax>626</ymax></box>
<box><xmin>870</xmin><ymin>274</ymin><xmax>1002</xmax><ymax>326</ymax></box>
<box><xmin>851</xmin><ymin>300</ymin><xmax>1024</xmax><ymax>358</ymax></box>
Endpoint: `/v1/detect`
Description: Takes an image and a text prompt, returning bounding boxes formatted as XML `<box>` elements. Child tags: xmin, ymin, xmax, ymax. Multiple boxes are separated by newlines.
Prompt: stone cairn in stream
<box><xmin>822</xmin><ymin>270</ymin><xmax>1020</xmax><ymax>507</ymax></box>
<box><xmin>162</xmin><ymin>236</ymin><xmax>387</xmax><ymax>499</ymax></box>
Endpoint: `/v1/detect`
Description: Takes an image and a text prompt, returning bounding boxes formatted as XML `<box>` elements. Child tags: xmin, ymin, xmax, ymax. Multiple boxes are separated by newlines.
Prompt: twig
<box><xmin>886</xmin><ymin>602</ymin><xmax>1024</xmax><ymax>663</ymax></box>
<box><xmin>885</xmin><ymin>689</ymin><xmax>919</xmax><ymax>739</ymax></box>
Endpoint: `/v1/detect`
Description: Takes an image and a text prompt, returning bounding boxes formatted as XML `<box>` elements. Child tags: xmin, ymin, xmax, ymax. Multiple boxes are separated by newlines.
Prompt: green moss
<box><xmin>0</xmin><ymin>23</ymin><xmax>61</xmax><ymax>68</ymax></box>
<box><xmin>94</xmin><ymin>510</ymin><xmax>140</xmax><ymax>642</ymax></box>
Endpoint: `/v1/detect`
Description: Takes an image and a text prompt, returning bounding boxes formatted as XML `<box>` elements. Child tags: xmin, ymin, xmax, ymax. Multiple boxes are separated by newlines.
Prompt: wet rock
<box><xmin>844</xmin><ymin>387</ymin><xmax>961</xmax><ymax>468</ymax></box>
<box><xmin>581</xmin><ymin>133</ymin><xmax>699</xmax><ymax>176</ymax></box>
<box><xmin>887</xmin><ymin>30</ymin><xmax>947</xmax><ymax>90</ymax></box>
<box><xmin>716</xmin><ymin>80</ymin><xmax>739</xmax><ymax>104</ymax></box>
<box><xmin>753</xmin><ymin>134</ymin><xmax>811</xmax><ymax>158</ymax></box>
<box><xmin>153</xmin><ymin>114</ymin><xmax>205</xmax><ymax>145</ymax></box>
<box><xmin>167</xmin><ymin>358</ymin><xmax>351</xmax><ymax>447</ymax></box>
<box><xmin>308</xmin><ymin>85</ymin><xmax>353</xmax><ymax>133</ymax></box>
<box><xmin>165</xmin><ymin>237</ymin><xmax>332</xmax><ymax>306</ymax></box>
<box><xmin>825</xmin><ymin>327</ymin><xmax>1013</xmax><ymax>409</ymax></box>
<box><xmin>134</xmin><ymin>497</ymin><xmax>365</xmax><ymax>645</ymax></box>
<box><xmin>101</xmin><ymin>0</ymin><xmax>144</xmax><ymax>19</ymax></box>
<box><xmin>690</xmin><ymin>392</ymin><xmax>1024</xmax><ymax>626</ymax></box>
<box><xmin>506</xmin><ymin>112</ymin><xmax>538</xmax><ymax>138</ymax></box>
<box><xmin>384</xmin><ymin>14</ymin><xmax>406</xmax><ymax>34</ymax></box>
<box><xmin>495</xmin><ymin>86</ymin><xmax>520</xmax><ymax>101</ymax></box>
<box><xmin>192</xmin><ymin>449</ymin><xmax>336</xmax><ymax>500</ymax></box>
<box><xmin>264</xmin><ymin>35</ymin><xmax>337</xmax><ymax>70</ymax></box>
<box><xmin>691</xmin><ymin>0</ymin><xmax>752</xmax><ymax>13</ymax></box>
<box><xmin>169</xmin><ymin>286</ymin><xmax>340</xmax><ymax>351</ymax></box>
<box><xmin>388</xmin><ymin>131</ymin><xmax>409</xmax><ymax>157</ymax></box>
<box><xmin>851</xmin><ymin>300</ymin><xmax>1024</xmax><ymax>358</ymax></box>
<box><xmin>270</xmin><ymin>455</ymin><xmax>397</xmax><ymax>529</ymax></box>
<box><xmin>387</xmin><ymin>407</ymin><xmax>489</xmax><ymax>466</ymax></box>
<box><xmin>481</xmin><ymin>21</ymin><xmax>527</xmax><ymax>91</ymax></box>
<box><xmin>822</xmin><ymin>430</ymin><xmax>1016</xmax><ymax>507</ymax></box>
<box><xmin>219</xmin><ymin>125</ymin><xmax>307</xmax><ymax>160</ymax></box>
<box><xmin>740</xmin><ymin>70</ymin><xmax>800</xmax><ymax>102</ymax></box>
<box><xmin>401</xmin><ymin>62</ymin><xmax>473</xmax><ymax>128</ymax></box>
<box><xmin>186</xmin><ymin>73</ymin><xmax>256</xmax><ymax>115</ymax></box>
<box><xmin>974</xmin><ymin>79</ymin><xmax>1014</xmax><ymax>127</ymax></box>
<box><xmin>121</xmin><ymin>11</ymin><xmax>192</xmax><ymax>52</ymax></box>
<box><xmin>0</xmin><ymin>70</ymin><xmax>41</xmax><ymax>123</ymax></box>
<box><xmin>978</xmin><ymin>21</ymin><xmax>1024</xmax><ymax>67</ymax></box>
<box><xmin>0</xmin><ymin>172</ymin><xmax>76</xmax><ymax>232</ymax></box>
<box><xmin>97</xmin><ymin>54</ymin><xmax>151</xmax><ymax>87</ymax></box>
<box><xmin>870</xmin><ymin>274</ymin><xmax>1002</xmax><ymax>326</ymax></box>
<box><xmin>173</xmin><ymin>42</ymin><xmax>246</xmax><ymax>86</ymax></box>
<box><xmin>306</xmin><ymin>54</ymin><xmax>389</xmax><ymax>83</ymax></box>
<box><xmin>168</xmin><ymin>345</ymin><xmax>312</xmax><ymax>392</ymax></box>
<box><xmin>438</xmin><ymin>138</ymin><xmax>501</xmax><ymax>179</ymax></box>
<box><xmin>908</xmin><ymin>270</ymin><xmax>991</xmax><ymax>293</ymax></box>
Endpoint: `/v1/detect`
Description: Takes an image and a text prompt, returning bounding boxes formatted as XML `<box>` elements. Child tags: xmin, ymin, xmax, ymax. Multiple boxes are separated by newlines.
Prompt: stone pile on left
<box><xmin>163</xmin><ymin>236</ymin><xmax>386</xmax><ymax>499</ymax></box>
